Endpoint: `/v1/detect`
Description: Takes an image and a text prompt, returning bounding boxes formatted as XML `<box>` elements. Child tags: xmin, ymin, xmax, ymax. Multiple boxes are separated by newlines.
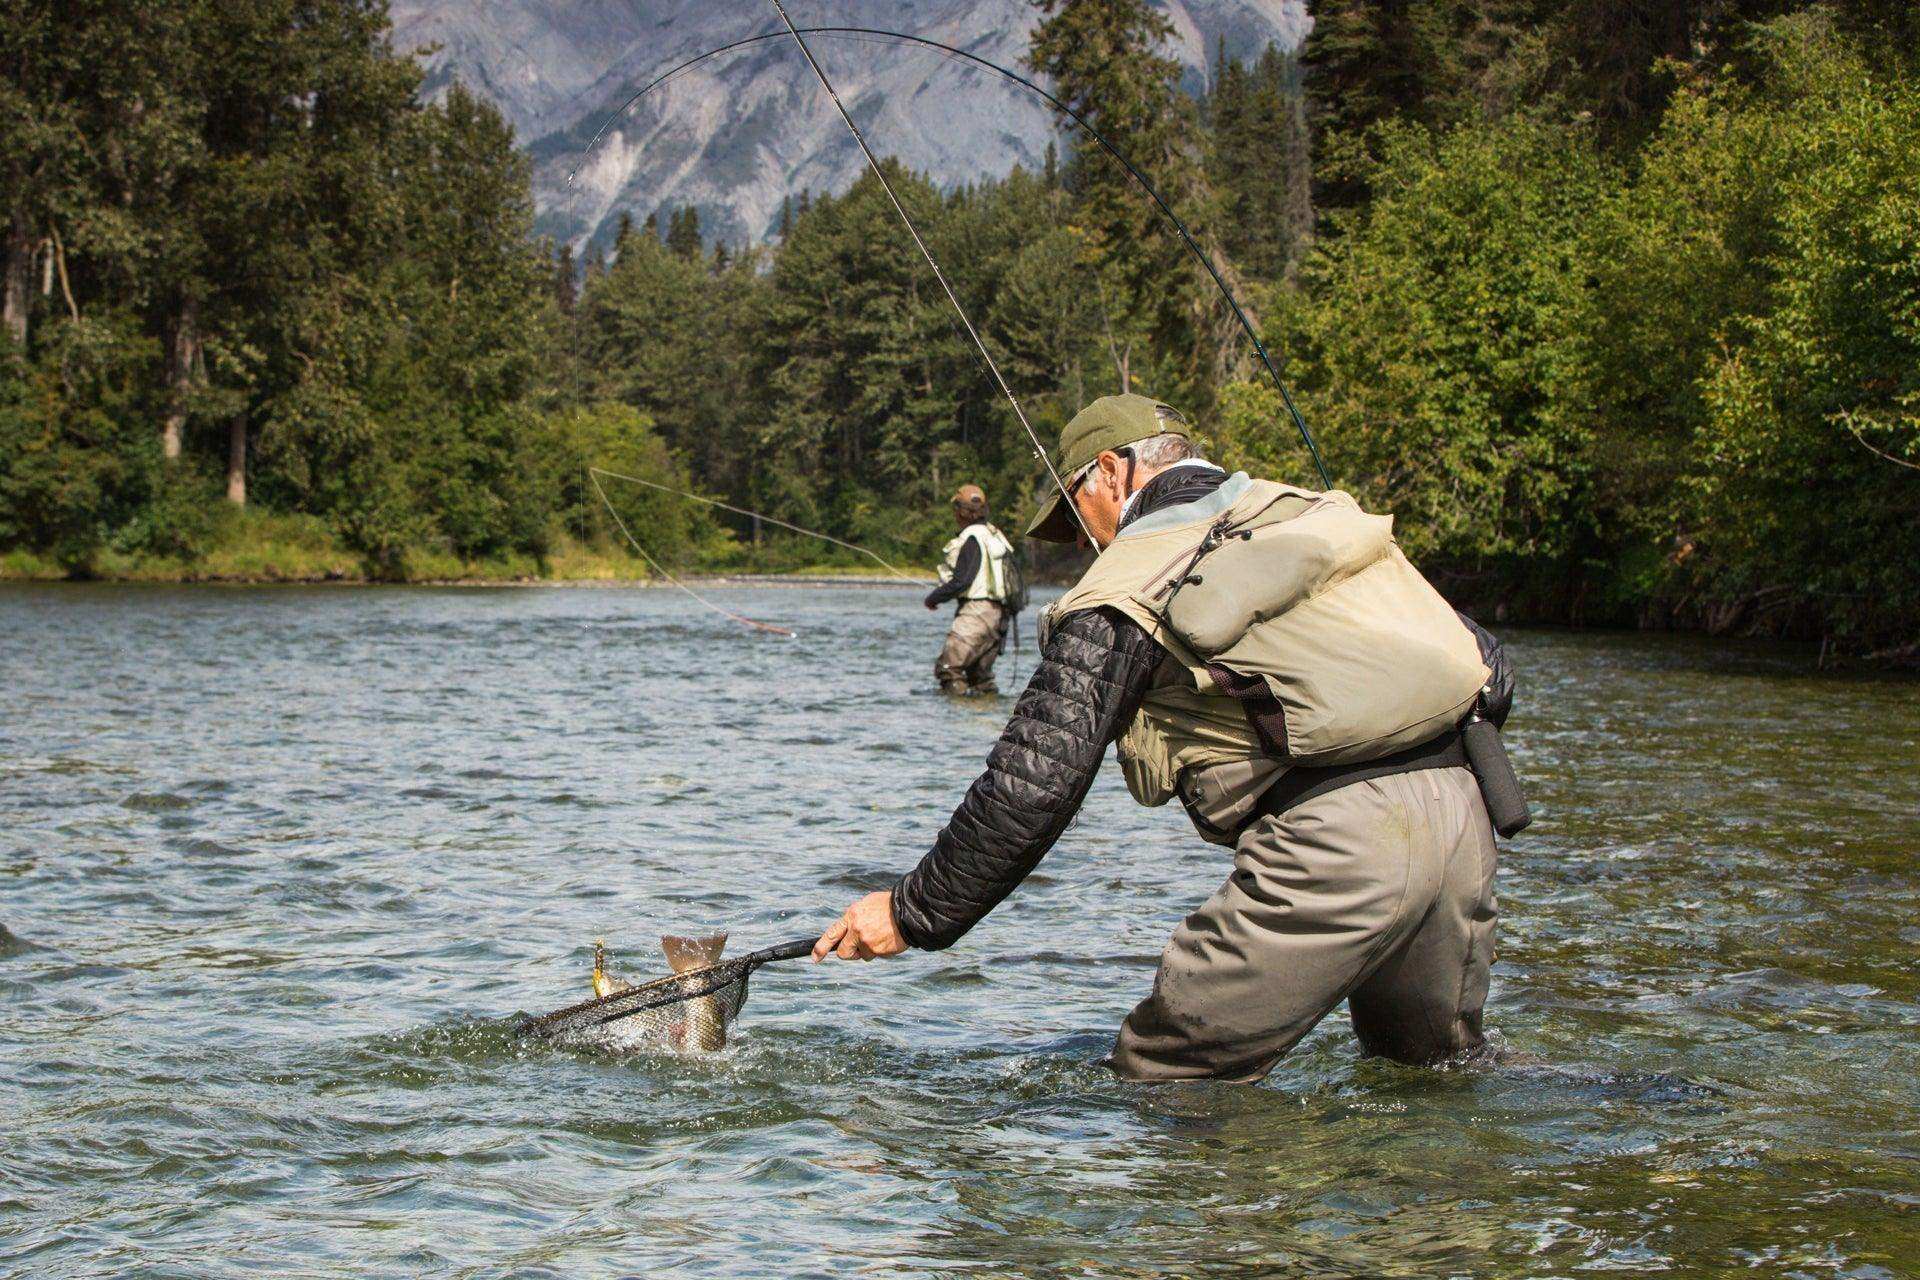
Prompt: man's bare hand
<box><xmin>813</xmin><ymin>889</ymin><xmax>908</xmax><ymax>962</ymax></box>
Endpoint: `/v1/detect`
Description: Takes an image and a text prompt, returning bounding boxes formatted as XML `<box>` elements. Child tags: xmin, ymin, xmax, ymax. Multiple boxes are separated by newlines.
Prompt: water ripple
<box><xmin>1</xmin><ymin>585</ymin><xmax>1916</xmax><ymax>1277</ymax></box>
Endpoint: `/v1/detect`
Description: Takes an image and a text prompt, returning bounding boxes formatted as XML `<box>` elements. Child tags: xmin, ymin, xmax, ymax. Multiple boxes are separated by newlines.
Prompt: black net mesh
<box><xmin>517</xmin><ymin>960</ymin><xmax>754</xmax><ymax>1048</ymax></box>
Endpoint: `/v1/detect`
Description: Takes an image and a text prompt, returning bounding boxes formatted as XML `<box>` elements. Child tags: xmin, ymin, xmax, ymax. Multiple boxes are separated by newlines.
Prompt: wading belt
<box><xmin>1252</xmin><ymin>729</ymin><xmax>1469</xmax><ymax>825</ymax></box>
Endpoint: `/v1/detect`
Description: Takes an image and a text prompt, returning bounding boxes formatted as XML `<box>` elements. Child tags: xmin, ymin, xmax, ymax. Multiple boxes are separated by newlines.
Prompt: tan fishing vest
<box><xmin>1047</xmin><ymin>473</ymin><xmax>1489</xmax><ymax>841</ymax></box>
<box><xmin>941</xmin><ymin>523</ymin><xmax>1014</xmax><ymax>602</ymax></box>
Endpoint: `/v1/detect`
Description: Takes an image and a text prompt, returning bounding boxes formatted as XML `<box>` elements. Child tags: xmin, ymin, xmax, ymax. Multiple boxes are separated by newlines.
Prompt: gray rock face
<box><xmin>389</xmin><ymin>1</ymin><xmax>1308</xmax><ymax>250</ymax></box>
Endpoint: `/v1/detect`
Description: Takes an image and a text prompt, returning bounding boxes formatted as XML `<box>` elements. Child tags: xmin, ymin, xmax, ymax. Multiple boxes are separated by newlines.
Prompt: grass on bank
<box><xmin>0</xmin><ymin>508</ymin><xmax>928</xmax><ymax>585</ymax></box>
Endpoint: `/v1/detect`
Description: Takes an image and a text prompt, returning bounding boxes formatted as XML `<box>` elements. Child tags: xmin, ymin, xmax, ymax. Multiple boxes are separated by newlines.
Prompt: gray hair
<box><xmin>1128</xmin><ymin>433</ymin><xmax>1205</xmax><ymax>469</ymax></box>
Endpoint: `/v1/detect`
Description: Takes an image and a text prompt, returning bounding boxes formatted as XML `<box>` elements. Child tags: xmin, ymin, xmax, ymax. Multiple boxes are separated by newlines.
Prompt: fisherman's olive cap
<box><xmin>1026</xmin><ymin>393</ymin><xmax>1191</xmax><ymax>542</ymax></box>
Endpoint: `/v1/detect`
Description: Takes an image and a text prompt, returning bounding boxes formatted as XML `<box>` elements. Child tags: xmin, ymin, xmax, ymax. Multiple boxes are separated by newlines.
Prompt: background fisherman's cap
<box><xmin>1026</xmin><ymin>393</ymin><xmax>1191</xmax><ymax>542</ymax></box>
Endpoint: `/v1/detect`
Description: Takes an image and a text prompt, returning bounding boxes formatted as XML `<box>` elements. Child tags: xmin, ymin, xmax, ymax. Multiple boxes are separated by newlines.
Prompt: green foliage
<box><xmin>1278</xmin><ymin>5</ymin><xmax>1919</xmax><ymax>644</ymax></box>
<box><xmin>544</xmin><ymin>401</ymin><xmax>721</xmax><ymax>567</ymax></box>
<box><xmin>1274</xmin><ymin>116</ymin><xmax>1608</xmax><ymax>572</ymax></box>
<box><xmin>1029</xmin><ymin>0</ymin><xmax>1216</xmax><ymax>407</ymax></box>
<box><xmin>4</xmin><ymin>0</ymin><xmax>1917</xmax><ymax>654</ymax></box>
<box><xmin>1207</xmin><ymin>45</ymin><xmax>1309</xmax><ymax>281</ymax></box>
<box><xmin>0</xmin><ymin>318</ymin><xmax>158</xmax><ymax>569</ymax></box>
<box><xmin>575</xmin><ymin>207</ymin><xmax>763</xmax><ymax>491</ymax></box>
<box><xmin>1591</xmin><ymin>12</ymin><xmax>1920</xmax><ymax>640</ymax></box>
<box><xmin>758</xmin><ymin>164</ymin><xmax>965</xmax><ymax>507</ymax></box>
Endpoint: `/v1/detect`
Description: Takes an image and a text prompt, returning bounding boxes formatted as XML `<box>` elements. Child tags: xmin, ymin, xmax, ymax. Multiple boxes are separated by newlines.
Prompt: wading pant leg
<box><xmin>1348</xmin><ymin>766</ymin><xmax>1498</xmax><ymax>1063</ymax></box>
<box><xmin>935</xmin><ymin>601</ymin><xmax>1005</xmax><ymax>695</ymax></box>
<box><xmin>1110</xmin><ymin>766</ymin><xmax>1498</xmax><ymax>1083</ymax></box>
<box><xmin>967</xmin><ymin>603</ymin><xmax>1009</xmax><ymax>694</ymax></box>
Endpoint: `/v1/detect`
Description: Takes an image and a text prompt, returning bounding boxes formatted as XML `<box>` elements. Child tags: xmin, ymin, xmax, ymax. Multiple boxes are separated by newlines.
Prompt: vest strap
<box><xmin>1249</xmin><ymin>728</ymin><xmax>1468</xmax><ymax>830</ymax></box>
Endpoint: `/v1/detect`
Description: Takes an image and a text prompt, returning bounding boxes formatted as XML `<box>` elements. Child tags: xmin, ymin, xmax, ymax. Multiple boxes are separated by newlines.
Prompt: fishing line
<box><xmin>587</xmin><ymin>468</ymin><xmax>796</xmax><ymax>637</ymax></box>
<box><xmin>765</xmin><ymin>0</ymin><xmax>1095</xmax><ymax>546</ymax></box>
<box><xmin>564</xmin><ymin>23</ymin><xmax>1332</xmax><ymax>490</ymax></box>
<box><xmin>589</xmin><ymin>466</ymin><xmax>933</xmax><ymax>584</ymax></box>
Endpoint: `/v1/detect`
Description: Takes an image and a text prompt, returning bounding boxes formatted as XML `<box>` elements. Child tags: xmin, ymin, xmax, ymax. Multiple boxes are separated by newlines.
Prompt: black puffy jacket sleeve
<box><xmin>891</xmin><ymin>606</ymin><xmax>1162</xmax><ymax>950</ymax></box>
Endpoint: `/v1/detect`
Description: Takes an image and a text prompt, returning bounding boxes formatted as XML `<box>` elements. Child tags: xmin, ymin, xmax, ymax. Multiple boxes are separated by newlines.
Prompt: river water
<box><xmin>2</xmin><ymin>583</ymin><xmax>1916</xmax><ymax>1278</ymax></box>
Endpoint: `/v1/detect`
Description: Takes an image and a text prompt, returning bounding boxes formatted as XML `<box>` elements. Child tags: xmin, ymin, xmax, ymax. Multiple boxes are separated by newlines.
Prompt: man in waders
<box><xmin>814</xmin><ymin>394</ymin><xmax>1520</xmax><ymax>1082</ymax></box>
<box><xmin>924</xmin><ymin>484</ymin><xmax>1016</xmax><ymax>696</ymax></box>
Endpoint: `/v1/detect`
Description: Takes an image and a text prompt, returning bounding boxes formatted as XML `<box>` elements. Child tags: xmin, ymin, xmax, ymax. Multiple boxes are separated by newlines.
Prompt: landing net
<box><xmin>516</xmin><ymin>959</ymin><xmax>754</xmax><ymax>1045</ymax></box>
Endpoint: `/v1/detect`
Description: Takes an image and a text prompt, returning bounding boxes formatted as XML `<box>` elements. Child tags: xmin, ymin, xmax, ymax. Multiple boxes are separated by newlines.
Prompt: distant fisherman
<box><xmin>924</xmin><ymin>484</ymin><xmax>1016</xmax><ymax>696</ymax></box>
<box><xmin>815</xmin><ymin>395</ymin><xmax>1523</xmax><ymax>1081</ymax></box>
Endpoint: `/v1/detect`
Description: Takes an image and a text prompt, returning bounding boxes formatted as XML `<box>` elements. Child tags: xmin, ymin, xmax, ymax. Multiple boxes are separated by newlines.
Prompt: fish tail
<box><xmin>660</xmin><ymin>933</ymin><xmax>728</xmax><ymax>974</ymax></box>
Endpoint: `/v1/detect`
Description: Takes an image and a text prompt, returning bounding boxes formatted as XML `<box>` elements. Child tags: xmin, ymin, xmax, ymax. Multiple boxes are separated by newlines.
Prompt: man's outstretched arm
<box><xmin>813</xmin><ymin>607</ymin><xmax>1161</xmax><ymax>960</ymax></box>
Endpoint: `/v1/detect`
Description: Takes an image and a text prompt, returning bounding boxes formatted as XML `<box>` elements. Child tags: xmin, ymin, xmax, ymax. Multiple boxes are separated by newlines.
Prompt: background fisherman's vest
<box><xmin>1047</xmin><ymin>474</ymin><xmax>1490</xmax><ymax>842</ymax></box>
<box><xmin>942</xmin><ymin>523</ymin><xmax>1014</xmax><ymax>602</ymax></box>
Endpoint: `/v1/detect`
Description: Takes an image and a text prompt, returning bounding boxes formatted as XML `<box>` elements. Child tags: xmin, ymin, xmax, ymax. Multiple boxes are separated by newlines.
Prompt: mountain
<box><xmin>388</xmin><ymin>1</ymin><xmax>1309</xmax><ymax>251</ymax></box>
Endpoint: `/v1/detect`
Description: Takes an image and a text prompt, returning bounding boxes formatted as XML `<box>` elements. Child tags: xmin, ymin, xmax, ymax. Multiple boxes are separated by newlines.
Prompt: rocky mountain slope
<box><xmin>388</xmin><ymin>1</ymin><xmax>1308</xmax><ymax>250</ymax></box>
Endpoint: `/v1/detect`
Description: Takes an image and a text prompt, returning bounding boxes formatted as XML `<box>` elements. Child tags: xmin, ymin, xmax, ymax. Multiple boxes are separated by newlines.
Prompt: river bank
<box><xmin>0</xmin><ymin>513</ymin><xmax>924</xmax><ymax>589</ymax></box>
<box><xmin>11</xmin><ymin>545</ymin><xmax>1913</xmax><ymax>669</ymax></box>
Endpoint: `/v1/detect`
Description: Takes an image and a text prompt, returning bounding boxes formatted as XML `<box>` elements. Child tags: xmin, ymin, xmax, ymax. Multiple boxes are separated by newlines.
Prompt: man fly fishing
<box><xmin>924</xmin><ymin>483</ymin><xmax>1018</xmax><ymax>696</ymax></box>
<box><xmin>813</xmin><ymin>394</ymin><xmax>1522</xmax><ymax>1082</ymax></box>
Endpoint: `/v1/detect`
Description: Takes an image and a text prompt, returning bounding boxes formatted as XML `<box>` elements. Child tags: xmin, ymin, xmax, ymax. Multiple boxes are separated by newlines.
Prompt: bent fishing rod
<box><xmin>565</xmin><ymin>21</ymin><xmax>1332</xmax><ymax>492</ymax></box>
<box><xmin>765</xmin><ymin>0</ymin><xmax>1095</xmax><ymax>544</ymax></box>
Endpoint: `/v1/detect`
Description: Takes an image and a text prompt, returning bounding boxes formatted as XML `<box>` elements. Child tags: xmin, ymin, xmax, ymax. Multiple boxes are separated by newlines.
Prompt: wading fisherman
<box><xmin>815</xmin><ymin>394</ymin><xmax>1520</xmax><ymax>1081</ymax></box>
<box><xmin>924</xmin><ymin>484</ymin><xmax>1016</xmax><ymax>696</ymax></box>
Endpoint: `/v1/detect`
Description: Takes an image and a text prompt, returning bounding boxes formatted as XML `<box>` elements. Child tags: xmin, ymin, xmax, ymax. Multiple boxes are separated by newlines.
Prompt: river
<box><xmin>2</xmin><ymin>583</ymin><xmax>1916</xmax><ymax>1277</ymax></box>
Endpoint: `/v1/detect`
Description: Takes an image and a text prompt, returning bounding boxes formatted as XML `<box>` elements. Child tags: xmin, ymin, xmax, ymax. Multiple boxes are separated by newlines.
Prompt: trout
<box><xmin>589</xmin><ymin>934</ymin><xmax>730</xmax><ymax>1052</ymax></box>
<box><xmin>659</xmin><ymin>933</ymin><xmax>730</xmax><ymax>1052</ymax></box>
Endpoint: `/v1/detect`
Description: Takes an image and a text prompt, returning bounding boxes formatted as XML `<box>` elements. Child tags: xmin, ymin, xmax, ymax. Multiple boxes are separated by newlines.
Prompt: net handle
<box><xmin>750</xmin><ymin>937</ymin><xmax>819</xmax><ymax>965</ymax></box>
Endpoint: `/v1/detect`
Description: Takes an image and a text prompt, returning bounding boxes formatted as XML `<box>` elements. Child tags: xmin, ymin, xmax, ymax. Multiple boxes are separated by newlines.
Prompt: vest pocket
<box><xmin>1162</xmin><ymin>496</ymin><xmax>1389</xmax><ymax>652</ymax></box>
<box><xmin>1206</xmin><ymin>551</ymin><xmax>1489</xmax><ymax>764</ymax></box>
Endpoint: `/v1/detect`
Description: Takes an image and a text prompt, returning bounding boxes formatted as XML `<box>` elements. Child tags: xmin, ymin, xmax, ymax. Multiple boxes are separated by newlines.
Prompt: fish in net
<box><xmin>516</xmin><ymin>935</ymin><xmax>816</xmax><ymax>1050</ymax></box>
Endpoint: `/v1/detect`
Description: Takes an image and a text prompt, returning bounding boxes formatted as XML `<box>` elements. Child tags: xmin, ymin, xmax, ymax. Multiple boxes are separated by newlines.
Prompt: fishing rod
<box><xmin>566</xmin><ymin>23</ymin><xmax>1332</xmax><ymax>490</ymax></box>
<box><xmin>589</xmin><ymin>466</ymin><xmax>933</xmax><ymax>585</ymax></box>
<box><xmin>764</xmin><ymin>1</ymin><xmax>1094</xmax><ymax>545</ymax></box>
<box><xmin>587</xmin><ymin>468</ymin><xmax>796</xmax><ymax>637</ymax></box>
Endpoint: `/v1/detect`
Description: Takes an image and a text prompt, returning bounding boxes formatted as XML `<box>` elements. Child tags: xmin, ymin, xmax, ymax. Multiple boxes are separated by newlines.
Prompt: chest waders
<box><xmin>1054</xmin><ymin>475</ymin><xmax>1525</xmax><ymax>1083</ymax></box>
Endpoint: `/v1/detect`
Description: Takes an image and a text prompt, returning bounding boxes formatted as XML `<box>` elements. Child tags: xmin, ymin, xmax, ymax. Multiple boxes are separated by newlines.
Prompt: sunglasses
<box><xmin>1064</xmin><ymin>447</ymin><xmax>1134</xmax><ymax>501</ymax></box>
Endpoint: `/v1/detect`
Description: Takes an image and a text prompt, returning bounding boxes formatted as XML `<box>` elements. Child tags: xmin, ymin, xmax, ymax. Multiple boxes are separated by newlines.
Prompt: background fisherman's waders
<box><xmin>936</xmin><ymin>600</ymin><xmax>1009</xmax><ymax>695</ymax></box>
<box><xmin>1111</xmin><ymin>766</ymin><xmax>1498</xmax><ymax>1082</ymax></box>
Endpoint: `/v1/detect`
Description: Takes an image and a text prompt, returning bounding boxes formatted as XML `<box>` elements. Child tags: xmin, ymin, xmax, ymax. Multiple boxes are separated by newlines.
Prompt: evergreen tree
<box><xmin>1027</xmin><ymin>0</ymin><xmax>1217</xmax><ymax>401</ymax></box>
<box><xmin>755</xmin><ymin>164</ymin><xmax>969</xmax><ymax>521</ymax></box>
<box><xmin>666</xmin><ymin>206</ymin><xmax>702</xmax><ymax>259</ymax></box>
<box><xmin>554</xmin><ymin>244</ymin><xmax>577</xmax><ymax>315</ymax></box>
<box><xmin>1208</xmin><ymin>45</ymin><xmax>1307</xmax><ymax>279</ymax></box>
